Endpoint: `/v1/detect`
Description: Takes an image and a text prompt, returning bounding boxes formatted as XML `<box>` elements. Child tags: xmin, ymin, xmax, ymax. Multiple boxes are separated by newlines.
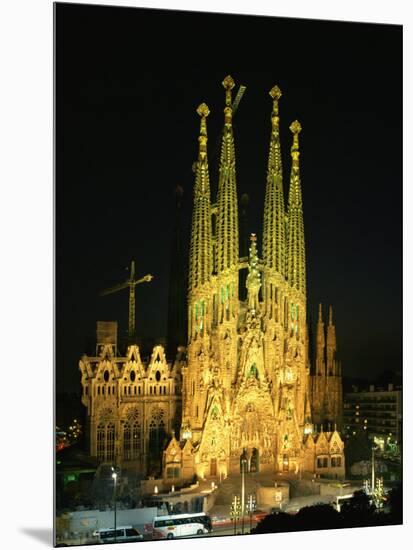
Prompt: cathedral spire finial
<box><xmin>222</xmin><ymin>75</ymin><xmax>235</xmax><ymax>125</ymax></box>
<box><xmin>269</xmin><ymin>85</ymin><xmax>282</xmax><ymax>128</ymax></box>
<box><xmin>329</xmin><ymin>305</ymin><xmax>333</xmax><ymax>325</ymax></box>
<box><xmin>197</xmin><ymin>103</ymin><xmax>210</xmax><ymax>161</ymax></box>
<box><xmin>290</xmin><ymin>120</ymin><xmax>302</xmax><ymax>165</ymax></box>
<box><xmin>318</xmin><ymin>303</ymin><xmax>323</xmax><ymax>322</ymax></box>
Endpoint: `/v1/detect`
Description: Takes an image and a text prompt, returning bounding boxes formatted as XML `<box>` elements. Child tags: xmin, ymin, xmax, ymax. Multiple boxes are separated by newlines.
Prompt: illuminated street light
<box><xmin>111</xmin><ymin>466</ymin><xmax>120</xmax><ymax>544</ymax></box>
<box><xmin>230</xmin><ymin>495</ymin><xmax>241</xmax><ymax>535</ymax></box>
<box><xmin>246</xmin><ymin>493</ymin><xmax>257</xmax><ymax>532</ymax></box>
<box><xmin>241</xmin><ymin>457</ymin><xmax>247</xmax><ymax>534</ymax></box>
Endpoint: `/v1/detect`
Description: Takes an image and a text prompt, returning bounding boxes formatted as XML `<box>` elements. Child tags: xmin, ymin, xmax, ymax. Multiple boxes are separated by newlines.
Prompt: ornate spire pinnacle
<box><xmin>290</xmin><ymin>119</ymin><xmax>301</xmax><ymax>164</ymax></box>
<box><xmin>269</xmin><ymin>85</ymin><xmax>282</xmax><ymax>127</ymax></box>
<box><xmin>189</xmin><ymin>103</ymin><xmax>213</xmax><ymax>292</ymax></box>
<box><xmin>326</xmin><ymin>304</ymin><xmax>337</xmax><ymax>375</ymax></box>
<box><xmin>287</xmin><ymin>120</ymin><xmax>306</xmax><ymax>294</ymax></box>
<box><xmin>216</xmin><ymin>76</ymin><xmax>239</xmax><ymax>276</ymax></box>
<box><xmin>262</xmin><ymin>84</ymin><xmax>286</xmax><ymax>277</ymax></box>
<box><xmin>222</xmin><ymin>75</ymin><xmax>235</xmax><ymax>124</ymax></box>
<box><xmin>197</xmin><ymin>102</ymin><xmax>210</xmax><ymax>161</ymax></box>
<box><xmin>316</xmin><ymin>302</ymin><xmax>325</xmax><ymax>376</ymax></box>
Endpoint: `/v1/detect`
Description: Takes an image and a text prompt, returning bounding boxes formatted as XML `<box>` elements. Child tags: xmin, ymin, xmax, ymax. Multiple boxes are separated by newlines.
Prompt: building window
<box><xmin>123</xmin><ymin>423</ymin><xmax>132</xmax><ymax>460</ymax></box>
<box><xmin>132</xmin><ymin>421</ymin><xmax>141</xmax><ymax>458</ymax></box>
<box><xmin>331</xmin><ymin>457</ymin><xmax>336</xmax><ymax>467</ymax></box>
<box><xmin>167</xmin><ymin>467</ymin><xmax>181</xmax><ymax>479</ymax></box>
<box><xmin>97</xmin><ymin>424</ymin><xmax>105</xmax><ymax>462</ymax></box>
<box><xmin>106</xmin><ymin>423</ymin><xmax>115</xmax><ymax>462</ymax></box>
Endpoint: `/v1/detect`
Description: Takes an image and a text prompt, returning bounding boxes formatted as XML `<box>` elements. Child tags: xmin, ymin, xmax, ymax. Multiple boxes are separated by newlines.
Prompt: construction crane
<box><xmin>100</xmin><ymin>260</ymin><xmax>154</xmax><ymax>341</ymax></box>
<box><xmin>232</xmin><ymin>84</ymin><xmax>247</xmax><ymax>115</ymax></box>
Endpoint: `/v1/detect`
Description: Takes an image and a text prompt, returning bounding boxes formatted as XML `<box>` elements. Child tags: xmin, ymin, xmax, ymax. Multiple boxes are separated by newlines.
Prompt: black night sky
<box><xmin>55</xmin><ymin>3</ymin><xmax>402</xmax><ymax>395</ymax></box>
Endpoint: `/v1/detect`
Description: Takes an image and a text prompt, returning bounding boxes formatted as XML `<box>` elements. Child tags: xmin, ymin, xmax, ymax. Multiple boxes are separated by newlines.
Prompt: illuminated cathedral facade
<box><xmin>79</xmin><ymin>76</ymin><xmax>345</xmax><ymax>483</ymax></box>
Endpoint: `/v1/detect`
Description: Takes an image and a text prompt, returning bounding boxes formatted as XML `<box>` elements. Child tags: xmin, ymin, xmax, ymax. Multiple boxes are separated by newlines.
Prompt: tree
<box><xmin>295</xmin><ymin>504</ymin><xmax>341</xmax><ymax>531</ymax></box>
<box><xmin>251</xmin><ymin>512</ymin><xmax>295</xmax><ymax>534</ymax></box>
<box><xmin>386</xmin><ymin>483</ymin><xmax>402</xmax><ymax>524</ymax></box>
<box><xmin>340</xmin><ymin>490</ymin><xmax>377</xmax><ymax>527</ymax></box>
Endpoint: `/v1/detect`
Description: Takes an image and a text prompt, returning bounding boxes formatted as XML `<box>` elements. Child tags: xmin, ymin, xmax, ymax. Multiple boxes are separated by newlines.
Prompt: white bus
<box><xmin>152</xmin><ymin>513</ymin><xmax>212</xmax><ymax>539</ymax></box>
<box><xmin>332</xmin><ymin>493</ymin><xmax>355</xmax><ymax>512</ymax></box>
<box><xmin>92</xmin><ymin>525</ymin><xmax>144</xmax><ymax>543</ymax></box>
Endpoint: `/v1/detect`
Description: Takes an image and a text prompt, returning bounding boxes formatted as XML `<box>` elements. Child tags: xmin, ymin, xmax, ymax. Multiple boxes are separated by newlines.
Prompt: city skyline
<box><xmin>56</xmin><ymin>4</ymin><xmax>402</xmax><ymax>393</ymax></box>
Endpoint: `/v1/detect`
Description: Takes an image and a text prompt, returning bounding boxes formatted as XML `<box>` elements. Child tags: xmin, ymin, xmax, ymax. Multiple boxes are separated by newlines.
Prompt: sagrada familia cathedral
<box><xmin>79</xmin><ymin>76</ymin><xmax>345</xmax><ymax>485</ymax></box>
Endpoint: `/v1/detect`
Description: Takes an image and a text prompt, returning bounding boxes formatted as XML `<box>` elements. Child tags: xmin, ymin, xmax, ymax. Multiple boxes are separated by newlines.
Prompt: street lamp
<box><xmin>230</xmin><ymin>495</ymin><xmax>241</xmax><ymax>535</ymax></box>
<box><xmin>111</xmin><ymin>466</ymin><xmax>120</xmax><ymax>544</ymax></box>
<box><xmin>246</xmin><ymin>493</ymin><xmax>257</xmax><ymax>532</ymax></box>
<box><xmin>241</xmin><ymin>457</ymin><xmax>247</xmax><ymax>534</ymax></box>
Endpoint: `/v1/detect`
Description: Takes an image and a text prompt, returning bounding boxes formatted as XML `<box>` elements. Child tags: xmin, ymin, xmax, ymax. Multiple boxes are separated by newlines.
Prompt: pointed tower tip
<box><xmin>290</xmin><ymin>120</ymin><xmax>302</xmax><ymax>134</ymax></box>
<box><xmin>318</xmin><ymin>303</ymin><xmax>323</xmax><ymax>321</ymax></box>
<box><xmin>329</xmin><ymin>305</ymin><xmax>333</xmax><ymax>325</ymax></box>
<box><xmin>197</xmin><ymin>103</ymin><xmax>210</xmax><ymax>118</ymax></box>
<box><xmin>289</xmin><ymin>121</ymin><xmax>302</xmax><ymax>168</ymax></box>
<box><xmin>222</xmin><ymin>76</ymin><xmax>235</xmax><ymax>122</ymax></box>
<box><xmin>269</xmin><ymin>85</ymin><xmax>282</xmax><ymax>100</ymax></box>
<box><xmin>196</xmin><ymin>103</ymin><xmax>209</xmax><ymax>160</ymax></box>
<box><xmin>269</xmin><ymin>85</ymin><xmax>282</xmax><ymax>126</ymax></box>
<box><xmin>222</xmin><ymin>75</ymin><xmax>235</xmax><ymax>90</ymax></box>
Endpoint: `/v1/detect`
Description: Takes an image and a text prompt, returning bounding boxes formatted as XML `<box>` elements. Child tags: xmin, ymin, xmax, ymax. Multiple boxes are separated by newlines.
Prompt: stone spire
<box><xmin>262</xmin><ymin>85</ymin><xmax>286</xmax><ymax>277</ymax></box>
<box><xmin>216</xmin><ymin>75</ymin><xmax>239</xmax><ymax>275</ymax></box>
<box><xmin>287</xmin><ymin>120</ymin><xmax>306</xmax><ymax>294</ymax></box>
<box><xmin>316</xmin><ymin>303</ymin><xmax>326</xmax><ymax>376</ymax></box>
<box><xmin>326</xmin><ymin>305</ymin><xmax>337</xmax><ymax>375</ymax></box>
<box><xmin>188</xmin><ymin>103</ymin><xmax>213</xmax><ymax>292</ymax></box>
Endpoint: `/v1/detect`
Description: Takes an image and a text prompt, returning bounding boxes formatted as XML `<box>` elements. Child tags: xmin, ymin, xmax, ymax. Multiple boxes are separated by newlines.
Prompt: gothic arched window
<box><xmin>123</xmin><ymin>422</ymin><xmax>132</xmax><ymax>460</ymax></box>
<box><xmin>106</xmin><ymin>422</ymin><xmax>115</xmax><ymax>462</ymax></box>
<box><xmin>97</xmin><ymin>424</ymin><xmax>105</xmax><ymax>462</ymax></box>
<box><xmin>149</xmin><ymin>408</ymin><xmax>166</xmax><ymax>461</ymax></box>
<box><xmin>132</xmin><ymin>421</ymin><xmax>141</xmax><ymax>458</ymax></box>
